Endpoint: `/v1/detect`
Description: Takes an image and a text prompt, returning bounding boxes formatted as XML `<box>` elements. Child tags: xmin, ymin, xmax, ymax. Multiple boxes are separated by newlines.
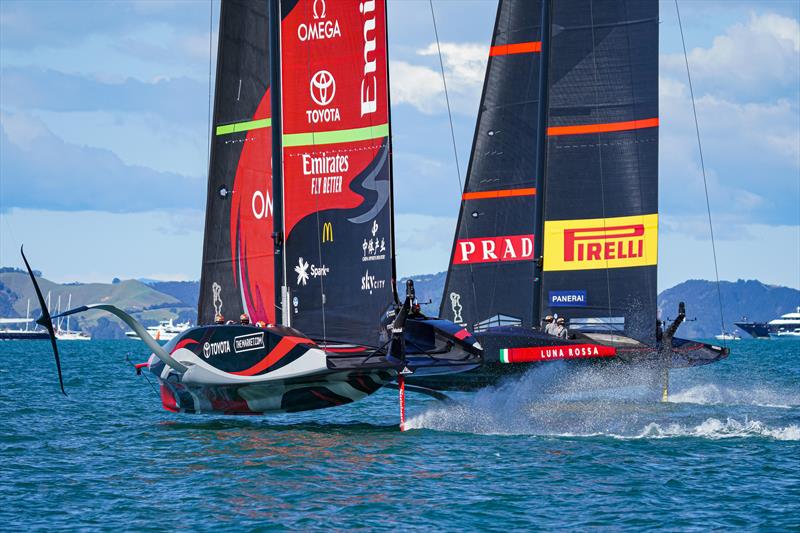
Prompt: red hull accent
<box><xmin>501</xmin><ymin>344</ymin><xmax>617</xmax><ymax>363</ymax></box>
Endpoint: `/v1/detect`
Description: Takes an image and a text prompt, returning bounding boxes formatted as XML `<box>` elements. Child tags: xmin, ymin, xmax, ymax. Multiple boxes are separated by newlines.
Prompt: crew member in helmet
<box><xmin>542</xmin><ymin>315</ymin><xmax>555</xmax><ymax>333</ymax></box>
<box><xmin>239</xmin><ymin>313</ymin><xmax>250</xmax><ymax>325</ymax></box>
<box><xmin>554</xmin><ymin>317</ymin><xmax>568</xmax><ymax>339</ymax></box>
<box><xmin>214</xmin><ymin>314</ymin><xmax>225</xmax><ymax>325</ymax></box>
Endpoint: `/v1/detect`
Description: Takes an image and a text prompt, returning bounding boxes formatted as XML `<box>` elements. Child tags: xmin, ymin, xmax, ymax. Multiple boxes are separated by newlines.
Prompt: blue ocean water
<box><xmin>1</xmin><ymin>339</ymin><xmax>798</xmax><ymax>530</ymax></box>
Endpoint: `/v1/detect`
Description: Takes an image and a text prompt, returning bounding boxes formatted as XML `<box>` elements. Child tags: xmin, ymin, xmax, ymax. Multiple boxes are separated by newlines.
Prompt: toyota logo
<box><xmin>310</xmin><ymin>70</ymin><xmax>336</xmax><ymax>106</ymax></box>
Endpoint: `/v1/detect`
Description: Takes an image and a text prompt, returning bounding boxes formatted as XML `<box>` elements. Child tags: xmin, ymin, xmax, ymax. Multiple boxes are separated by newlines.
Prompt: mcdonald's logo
<box><xmin>322</xmin><ymin>222</ymin><xmax>333</xmax><ymax>243</ymax></box>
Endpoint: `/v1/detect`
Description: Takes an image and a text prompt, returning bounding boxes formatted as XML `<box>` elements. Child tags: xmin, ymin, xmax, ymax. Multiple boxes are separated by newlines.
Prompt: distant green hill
<box><xmin>0</xmin><ymin>271</ymin><xmax>197</xmax><ymax>339</ymax></box>
<box><xmin>2</xmin><ymin>267</ymin><xmax>797</xmax><ymax>341</ymax></box>
<box><xmin>659</xmin><ymin>279</ymin><xmax>800</xmax><ymax>338</ymax></box>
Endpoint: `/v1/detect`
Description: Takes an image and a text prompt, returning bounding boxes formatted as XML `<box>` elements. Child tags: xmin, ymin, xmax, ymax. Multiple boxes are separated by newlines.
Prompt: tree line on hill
<box><xmin>1</xmin><ymin>268</ymin><xmax>797</xmax><ymax>339</ymax></box>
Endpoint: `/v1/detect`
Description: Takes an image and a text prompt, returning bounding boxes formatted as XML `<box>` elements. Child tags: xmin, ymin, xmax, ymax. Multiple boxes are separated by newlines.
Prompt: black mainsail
<box><xmin>198</xmin><ymin>0</ymin><xmax>276</xmax><ymax>326</ymax></box>
<box><xmin>540</xmin><ymin>0</ymin><xmax>658</xmax><ymax>343</ymax></box>
<box><xmin>442</xmin><ymin>0</ymin><xmax>658</xmax><ymax>342</ymax></box>
<box><xmin>428</xmin><ymin>0</ymin><xmax>727</xmax><ymax>384</ymax></box>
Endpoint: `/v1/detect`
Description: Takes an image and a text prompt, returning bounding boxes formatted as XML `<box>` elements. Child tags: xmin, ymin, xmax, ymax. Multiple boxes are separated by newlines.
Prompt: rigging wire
<box><xmin>428</xmin><ymin>0</ymin><xmax>479</xmax><ymax>319</ymax></box>
<box><xmin>428</xmin><ymin>1</ymin><xmax>464</xmax><ymax>191</ymax></box>
<box><xmin>675</xmin><ymin>0</ymin><xmax>726</xmax><ymax>338</ymax></box>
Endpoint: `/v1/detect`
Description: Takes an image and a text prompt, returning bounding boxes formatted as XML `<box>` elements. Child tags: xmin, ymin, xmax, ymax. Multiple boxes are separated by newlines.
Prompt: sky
<box><xmin>1</xmin><ymin>0</ymin><xmax>798</xmax><ymax>292</ymax></box>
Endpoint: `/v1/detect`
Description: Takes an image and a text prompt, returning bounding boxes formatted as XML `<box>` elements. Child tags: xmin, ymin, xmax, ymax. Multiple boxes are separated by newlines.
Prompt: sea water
<box><xmin>1</xmin><ymin>339</ymin><xmax>798</xmax><ymax>530</ymax></box>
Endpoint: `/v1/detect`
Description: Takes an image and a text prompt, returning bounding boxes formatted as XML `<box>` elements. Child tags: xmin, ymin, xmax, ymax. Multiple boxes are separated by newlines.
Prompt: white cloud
<box><xmin>389</xmin><ymin>60</ymin><xmax>445</xmax><ymax>114</ymax></box>
<box><xmin>390</xmin><ymin>41</ymin><xmax>487</xmax><ymax>115</ymax></box>
<box><xmin>662</xmin><ymin>12</ymin><xmax>800</xmax><ymax>98</ymax></box>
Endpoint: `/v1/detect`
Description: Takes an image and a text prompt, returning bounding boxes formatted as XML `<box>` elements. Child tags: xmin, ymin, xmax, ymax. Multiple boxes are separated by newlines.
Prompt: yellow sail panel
<box><xmin>543</xmin><ymin>214</ymin><xmax>658</xmax><ymax>272</ymax></box>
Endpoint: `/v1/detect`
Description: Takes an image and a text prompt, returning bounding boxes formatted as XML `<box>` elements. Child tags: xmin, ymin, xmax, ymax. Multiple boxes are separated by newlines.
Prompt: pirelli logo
<box><xmin>322</xmin><ymin>222</ymin><xmax>333</xmax><ymax>243</ymax></box>
<box><xmin>543</xmin><ymin>214</ymin><xmax>658</xmax><ymax>271</ymax></box>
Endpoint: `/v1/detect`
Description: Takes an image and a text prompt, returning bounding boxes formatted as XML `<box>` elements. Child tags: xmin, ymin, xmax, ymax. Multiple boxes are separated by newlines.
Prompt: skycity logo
<box><xmin>543</xmin><ymin>214</ymin><xmax>658</xmax><ymax>271</ymax></box>
<box><xmin>452</xmin><ymin>235</ymin><xmax>534</xmax><ymax>265</ymax></box>
<box><xmin>361</xmin><ymin>269</ymin><xmax>385</xmax><ymax>294</ymax></box>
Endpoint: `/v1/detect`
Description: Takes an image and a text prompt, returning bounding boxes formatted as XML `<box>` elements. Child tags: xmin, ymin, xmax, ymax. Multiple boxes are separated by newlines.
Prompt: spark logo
<box><xmin>322</xmin><ymin>222</ymin><xmax>333</xmax><ymax>243</ymax></box>
<box><xmin>543</xmin><ymin>214</ymin><xmax>658</xmax><ymax>271</ymax></box>
<box><xmin>452</xmin><ymin>235</ymin><xmax>534</xmax><ymax>265</ymax></box>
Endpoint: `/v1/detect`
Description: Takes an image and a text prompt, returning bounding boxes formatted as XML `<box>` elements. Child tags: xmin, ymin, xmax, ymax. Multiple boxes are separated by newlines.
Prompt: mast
<box><xmin>269</xmin><ymin>0</ymin><xmax>286</xmax><ymax>326</ymax></box>
<box><xmin>384</xmin><ymin>0</ymin><xmax>399</xmax><ymax>305</ymax></box>
<box><xmin>531</xmin><ymin>0</ymin><xmax>551</xmax><ymax>326</ymax></box>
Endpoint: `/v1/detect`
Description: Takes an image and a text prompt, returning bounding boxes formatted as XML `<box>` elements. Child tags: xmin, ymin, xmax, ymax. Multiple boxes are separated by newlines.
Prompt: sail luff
<box><xmin>531</xmin><ymin>0</ymin><xmax>552</xmax><ymax>327</ymax></box>
<box><xmin>197</xmin><ymin>0</ymin><xmax>229</xmax><ymax>322</ymax></box>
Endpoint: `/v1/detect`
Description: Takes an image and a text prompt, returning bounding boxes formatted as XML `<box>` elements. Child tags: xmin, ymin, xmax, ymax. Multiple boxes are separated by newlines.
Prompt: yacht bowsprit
<box><xmin>24</xmin><ymin>0</ymin><xmax>481</xmax><ymax>416</ymax></box>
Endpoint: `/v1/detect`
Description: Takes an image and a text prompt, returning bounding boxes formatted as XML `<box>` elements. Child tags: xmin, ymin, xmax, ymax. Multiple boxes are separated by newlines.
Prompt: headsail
<box><xmin>198</xmin><ymin>0</ymin><xmax>275</xmax><ymax>325</ymax></box>
<box><xmin>440</xmin><ymin>0</ymin><xmax>545</xmax><ymax>331</ymax></box>
<box><xmin>540</xmin><ymin>0</ymin><xmax>658</xmax><ymax>342</ymax></box>
<box><xmin>279</xmin><ymin>0</ymin><xmax>396</xmax><ymax>346</ymax></box>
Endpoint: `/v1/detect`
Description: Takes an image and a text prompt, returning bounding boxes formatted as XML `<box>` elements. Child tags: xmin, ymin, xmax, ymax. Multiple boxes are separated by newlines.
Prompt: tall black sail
<box><xmin>540</xmin><ymin>0</ymin><xmax>659</xmax><ymax>342</ymax></box>
<box><xmin>440</xmin><ymin>0</ymin><xmax>545</xmax><ymax>332</ymax></box>
<box><xmin>278</xmin><ymin>0</ymin><xmax>396</xmax><ymax>347</ymax></box>
<box><xmin>198</xmin><ymin>0</ymin><xmax>276</xmax><ymax>326</ymax></box>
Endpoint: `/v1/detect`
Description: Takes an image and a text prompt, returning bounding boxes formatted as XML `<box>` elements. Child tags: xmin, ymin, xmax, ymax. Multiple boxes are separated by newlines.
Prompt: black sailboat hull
<box><xmin>406</xmin><ymin>326</ymin><xmax>728</xmax><ymax>392</ymax></box>
<box><xmin>149</xmin><ymin>319</ymin><xmax>481</xmax><ymax>415</ymax></box>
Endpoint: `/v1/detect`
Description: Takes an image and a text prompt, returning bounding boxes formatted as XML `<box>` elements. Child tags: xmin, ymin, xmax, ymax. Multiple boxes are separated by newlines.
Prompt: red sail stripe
<box><xmin>547</xmin><ymin>118</ymin><xmax>659</xmax><ymax>136</ymax></box>
<box><xmin>230</xmin><ymin>336</ymin><xmax>313</xmax><ymax>376</ymax></box>
<box><xmin>489</xmin><ymin>41</ymin><xmax>542</xmax><ymax>56</ymax></box>
<box><xmin>462</xmin><ymin>188</ymin><xmax>536</xmax><ymax>201</ymax></box>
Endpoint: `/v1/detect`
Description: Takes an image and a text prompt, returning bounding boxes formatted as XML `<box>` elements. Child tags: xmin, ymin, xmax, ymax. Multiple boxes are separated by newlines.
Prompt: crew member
<box><xmin>240</xmin><ymin>313</ymin><xmax>250</xmax><ymax>325</ymax></box>
<box><xmin>255</xmin><ymin>320</ymin><xmax>266</xmax><ymax>328</ymax></box>
<box><xmin>214</xmin><ymin>314</ymin><xmax>225</xmax><ymax>325</ymax></box>
<box><xmin>542</xmin><ymin>315</ymin><xmax>554</xmax><ymax>333</ymax></box>
<box><xmin>554</xmin><ymin>317</ymin><xmax>568</xmax><ymax>339</ymax></box>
